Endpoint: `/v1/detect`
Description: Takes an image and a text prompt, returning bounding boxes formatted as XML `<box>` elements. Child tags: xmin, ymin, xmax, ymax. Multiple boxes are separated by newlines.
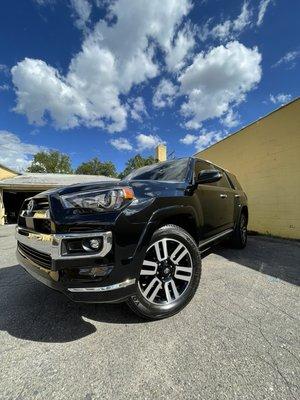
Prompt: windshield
<box><xmin>124</xmin><ymin>158</ymin><xmax>190</xmax><ymax>182</ymax></box>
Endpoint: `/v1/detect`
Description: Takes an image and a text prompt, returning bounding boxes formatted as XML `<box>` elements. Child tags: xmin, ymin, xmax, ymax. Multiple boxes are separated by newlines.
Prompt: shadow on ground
<box><xmin>0</xmin><ymin>265</ymin><xmax>147</xmax><ymax>344</ymax></box>
<box><xmin>215</xmin><ymin>236</ymin><xmax>300</xmax><ymax>286</ymax></box>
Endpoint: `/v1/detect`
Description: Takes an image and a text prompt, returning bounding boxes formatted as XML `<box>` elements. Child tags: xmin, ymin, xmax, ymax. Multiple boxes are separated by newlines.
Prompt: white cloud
<box><xmin>200</xmin><ymin>2</ymin><xmax>252</xmax><ymax>41</ymax></box>
<box><xmin>272</xmin><ymin>50</ymin><xmax>300</xmax><ymax>69</ymax></box>
<box><xmin>136</xmin><ymin>133</ymin><xmax>165</xmax><ymax>152</ymax></box>
<box><xmin>110</xmin><ymin>137</ymin><xmax>133</xmax><ymax>151</ymax></box>
<box><xmin>179</xmin><ymin>133</ymin><xmax>197</xmax><ymax>145</ymax></box>
<box><xmin>153</xmin><ymin>79</ymin><xmax>178</xmax><ymax>108</ymax></box>
<box><xmin>270</xmin><ymin>93</ymin><xmax>292</xmax><ymax>105</ymax></box>
<box><xmin>70</xmin><ymin>0</ymin><xmax>92</xmax><ymax>31</ymax></box>
<box><xmin>0</xmin><ymin>131</ymin><xmax>43</xmax><ymax>171</ymax></box>
<box><xmin>221</xmin><ymin>109</ymin><xmax>240</xmax><ymax>128</ymax></box>
<box><xmin>257</xmin><ymin>0</ymin><xmax>272</xmax><ymax>26</ymax></box>
<box><xmin>179</xmin><ymin>41</ymin><xmax>262</xmax><ymax>129</ymax></box>
<box><xmin>165</xmin><ymin>24</ymin><xmax>195</xmax><ymax>71</ymax></box>
<box><xmin>129</xmin><ymin>97</ymin><xmax>148</xmax><ymax>122</ymax></box>
<box><xmin>12</xmin><ymin>0</ymin><xmax>192</xmax><ymax>133</ymax></box>
<box><xmin>180</xmin><ymin>130</ymin><xmax>224</xmax><ymax>152</ymax></box>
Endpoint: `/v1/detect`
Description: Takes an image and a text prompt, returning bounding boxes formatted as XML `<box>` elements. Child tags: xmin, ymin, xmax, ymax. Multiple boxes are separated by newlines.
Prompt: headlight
<box><xmin>61</xmin><ymin>187</ymin><xmax>135</xmax><ymax>211</ymax></box>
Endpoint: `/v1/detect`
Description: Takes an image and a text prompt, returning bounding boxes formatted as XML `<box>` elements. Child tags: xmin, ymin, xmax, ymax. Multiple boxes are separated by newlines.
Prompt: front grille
<box><xmin>18</xmin><ymin>242</ymin><xmax>52</xmax><ymax>269</ymax></box>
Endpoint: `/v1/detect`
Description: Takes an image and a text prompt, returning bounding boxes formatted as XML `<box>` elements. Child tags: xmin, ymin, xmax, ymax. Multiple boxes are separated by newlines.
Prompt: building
<box><xmin>195</xmin><ymin>98</ymin><xmax>300</xmax><ymax>240</ymax></box>
<box><xmin>0</xmin><ymin>170</ymin><xmax>118</xmax><ymax>225</ymax></box>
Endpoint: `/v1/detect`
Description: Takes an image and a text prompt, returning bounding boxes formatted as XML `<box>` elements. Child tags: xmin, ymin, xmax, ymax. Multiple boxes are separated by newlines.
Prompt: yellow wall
<box><xmin>0</xmin><ymin>166</ymin><xmax>18</xmax><ymax>180</ymax></box>
<box><xmin>195</xmin><ymin>99</ymin><xmax>300</xmax><ymax>239</ymax></box>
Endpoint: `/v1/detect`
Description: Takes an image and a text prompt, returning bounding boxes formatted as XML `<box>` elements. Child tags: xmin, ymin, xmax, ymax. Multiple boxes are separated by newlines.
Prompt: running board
<box><xmin>199</xmin><ymin>228</ymin><xmax>233</xmax><ymax>251</ymax></box>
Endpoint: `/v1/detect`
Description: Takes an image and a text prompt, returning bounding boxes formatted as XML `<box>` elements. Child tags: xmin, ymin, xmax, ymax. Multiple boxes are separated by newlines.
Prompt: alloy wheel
<box><xmin>138</xmin><ymin>238</ymin><xmax>193</xmax><ymax>305</ymax></box>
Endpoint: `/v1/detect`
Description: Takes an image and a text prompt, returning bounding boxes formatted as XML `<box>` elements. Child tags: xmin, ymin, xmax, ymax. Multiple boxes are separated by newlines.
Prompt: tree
<box><xmin>75</xmin><ymin>158</ymin><xmax>118</xmax><ymax>178</ymax></box>
<box><xmin>119</xmin><ymin>154</ymin><xmax>155</xmax><ymax>179</ymax></box>
<box><xmin>27</xmin><ymin>150</ymin><xmax>72</xmax><ymax>174</ymax></box>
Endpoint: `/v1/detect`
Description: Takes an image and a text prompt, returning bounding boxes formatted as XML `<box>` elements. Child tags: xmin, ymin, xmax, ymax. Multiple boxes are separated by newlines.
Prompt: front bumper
<box><xmin>16</xmin><ymin>227</ymin><xmax>138</xmax><ymax>303</ymax></box>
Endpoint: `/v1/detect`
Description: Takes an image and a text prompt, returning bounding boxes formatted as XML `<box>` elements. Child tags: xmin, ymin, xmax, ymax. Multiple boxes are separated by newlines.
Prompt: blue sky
<box><xmin>0</xmin><ymin>0</ymin><xmax>299</xmax><ymax>173</ymax></box>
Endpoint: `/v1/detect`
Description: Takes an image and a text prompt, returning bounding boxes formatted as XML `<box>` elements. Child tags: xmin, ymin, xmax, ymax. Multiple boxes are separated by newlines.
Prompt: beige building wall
<box><xmin>0</xmin><ymin>165</ymin><xmax>18</xmax><ymax>180</ymax></box>
<box><xmin>195</xmin><ymin>99</ymin><xmax>300</xmax><ymax>239</ymax></box>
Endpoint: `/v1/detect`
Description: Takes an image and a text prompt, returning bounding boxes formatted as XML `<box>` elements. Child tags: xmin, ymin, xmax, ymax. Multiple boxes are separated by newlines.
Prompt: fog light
<box><xmin>89</xmin><ymin>238</ymin><xmax>101</xmax><ymax>250</ymax></box>
<box><xmin>82</xmin><ymin>237</ymin><xmax>102</xmax><ymax>252</ymax></box>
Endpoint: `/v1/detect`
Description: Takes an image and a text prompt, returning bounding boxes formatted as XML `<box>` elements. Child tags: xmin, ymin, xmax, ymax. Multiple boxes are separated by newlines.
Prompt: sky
<box><xmin>0</xmin><ymin>0</ymin><xmax>299</xmax><ymax>173</ymax></box>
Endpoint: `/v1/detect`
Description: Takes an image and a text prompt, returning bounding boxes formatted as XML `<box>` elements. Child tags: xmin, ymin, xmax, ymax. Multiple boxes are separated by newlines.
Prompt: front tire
<box><xmin>127</xmin><ymin>224</ymin><xmax>201</xmax><ymax>320</ymax></box>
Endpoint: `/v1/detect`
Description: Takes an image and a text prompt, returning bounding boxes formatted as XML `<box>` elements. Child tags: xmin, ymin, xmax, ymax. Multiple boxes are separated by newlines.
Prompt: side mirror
<box><xmin>196</xmin><ymin>169</ymin><xmax>222</xmax><ymax>184</ymax></box>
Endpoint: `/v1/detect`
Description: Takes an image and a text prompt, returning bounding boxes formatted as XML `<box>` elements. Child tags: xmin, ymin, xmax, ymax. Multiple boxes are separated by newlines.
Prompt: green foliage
<box><xmin>75</xmin><ymin>158</ymin><xmax>118</xmax><ymax>178</ymax></box>
<box><xmin>27</xmin><ymin>150</ymin><xmax>72</xmax><ymax>174</ymax></box>
<box><xmin>119</xmin><ymin>154</ymin><xmax>155</xmax><ymax>179</ymax></box>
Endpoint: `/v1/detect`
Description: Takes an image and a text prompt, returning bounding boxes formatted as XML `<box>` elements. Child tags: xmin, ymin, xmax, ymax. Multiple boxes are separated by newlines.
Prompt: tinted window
<box><xmin>194</xmin><ymin>160</ymin><xmax>213</xmax><ymax>177</ymax></box>
<box><xmin>125</xmin><ymin>158</ymin><xmax>189</xmax><ymax>182</ymax></box>
<box><xmin>195</xmin><ymin>160</ymin><xmax>231</xmax><ymax>188</ymax></box>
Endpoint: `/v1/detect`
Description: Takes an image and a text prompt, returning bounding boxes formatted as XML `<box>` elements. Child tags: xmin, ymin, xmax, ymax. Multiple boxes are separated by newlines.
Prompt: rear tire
<box><xmin>230</xmin><ymin>212</ymin><xmax>247</xmax><ymax>249</ymax></box>
<box><xmin>127</xmin><ymin>224</ymin><xmax>201</xmax><ymax>320</ymax></box>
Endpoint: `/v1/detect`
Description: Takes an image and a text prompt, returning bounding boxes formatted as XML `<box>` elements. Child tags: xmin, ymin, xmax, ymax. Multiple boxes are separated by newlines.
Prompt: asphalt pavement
<box><xmin>0</xmin><ymin>224</ymin><xmax>299</xmax><ymax>400</ymax></box>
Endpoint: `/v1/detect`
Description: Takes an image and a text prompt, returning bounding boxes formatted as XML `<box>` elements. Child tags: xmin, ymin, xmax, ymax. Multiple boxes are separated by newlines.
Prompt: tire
<box><xmin>230</xmin><ymin>212</ymin><xmax>247</xmax><ymax>249</ymax></box>
<box><xmin>127</xmin><ymin>224</ymin><xmax>202</xmax><ymax>320</ymax></box>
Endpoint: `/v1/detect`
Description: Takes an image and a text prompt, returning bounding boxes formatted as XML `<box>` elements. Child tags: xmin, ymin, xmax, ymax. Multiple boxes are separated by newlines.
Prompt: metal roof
<box><xmin>0</xmin><ymin>173</ymin><xmax>119</xmax><ymax>189</ymax></box>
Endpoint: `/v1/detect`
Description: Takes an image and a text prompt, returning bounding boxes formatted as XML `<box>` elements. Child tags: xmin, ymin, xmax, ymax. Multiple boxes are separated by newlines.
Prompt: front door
<box><xmin>194</xmin><ymin>160</ymin><xmax>234</xmax><ymax>237</ymax></box>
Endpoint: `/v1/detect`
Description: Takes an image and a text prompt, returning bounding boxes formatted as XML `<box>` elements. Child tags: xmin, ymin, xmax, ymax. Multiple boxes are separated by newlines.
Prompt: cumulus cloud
<box><xmin>179</xmin><ymin>41</ymin><xmax>262</xmax><ymax>129</ymax></box>
<box><xmin>272</xmin><ymin>50</ymin><xmax>300</xmax><ymax>69</ymax></box>
<box><xmin>270</xmin><ymin>93</ymin><xmax>292</xmax><ymax>105</ymax></box>
<box><xmin>110</xmin><ymin>137</ymin><xmax>133</xmax><ymax>151</ymax></box>
<box><xmin>180</xmin><ymin>130</ymin><xmax>224</xmax><ymax>152</ymax></box>
<box><xmin>179</xmin><ymin>133</ymin><xmax>197</xmax><ymax>145</ymax></box>
<box><xmin>257</xmin><ymin>0</ymin><xmax>272</xmax><ymax>26</ymax></box>
<box><xmin>200</xmin><ymin>2</ymin><xmax>252</xmax><ymax>41</ymax></box>
<box><xmin>12</xmin><ymin>0</ymin><xmax>192</xmax><ymax>133</ymax></box>
<box><xmin>153</xmin><ymin>79</ymin><xmax>178</xmax><ymax>108</ymax></box>
<box><xmin>221</xmin><ymin>109</ymin><xmax>240</xmax><ymax>128</ymax></box>
<box><xmin>165</xmin><ymin>24</ymin><xmax>195</xmax><ymax>71</ymax></box>
<box><xmin>70</xmin><ymin>0</ymin><xmax>92</xmax><ymax>31</ymax></box>
<box><xmin>136</xmin><ymin>133</ymin><xmax>165</xmax><ymax>152</ymax></box>
<box><xmin>129</xmin><ymin>97</ymin><xmax>148</xmax><ymax>122</ymax></box>
<box><xmin>0</xmin><ymin>130</ymin><xmax>43</xmax><ymax>171</ymax></box>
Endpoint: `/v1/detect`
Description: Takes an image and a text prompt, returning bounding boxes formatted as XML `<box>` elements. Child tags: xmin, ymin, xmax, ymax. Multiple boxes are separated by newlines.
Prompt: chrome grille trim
<box><xmin>16</xmin><ymin>227</ymin><xmax>112</xmax><ymax>260</ymax></box>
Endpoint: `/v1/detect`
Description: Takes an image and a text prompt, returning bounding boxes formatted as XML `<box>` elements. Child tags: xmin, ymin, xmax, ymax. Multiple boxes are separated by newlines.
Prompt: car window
<box><xmin>125</xmin><ymin>158</ymin><xmax>190</xmax><ymax>182</ymax></box>
<box><xmin>194</xmin><ymin>160</ymin><xmax>213</xmax><ymax>177</ymax></box>
<box><xmin>212</xmin><ymin>166</ymin><xmax>232</xmax><ymax>189</ymax></box>
<box><xmin>195</xmin><ymin>160</ymin><xmax>231</xmax><ymax>188</ymax></box>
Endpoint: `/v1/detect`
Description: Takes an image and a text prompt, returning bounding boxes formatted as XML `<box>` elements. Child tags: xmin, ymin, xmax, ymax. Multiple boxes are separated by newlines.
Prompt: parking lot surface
<box><xmin>0</xmin><ymin>224</ymin><xmax>299</xmax><ymax>400</ymax></box>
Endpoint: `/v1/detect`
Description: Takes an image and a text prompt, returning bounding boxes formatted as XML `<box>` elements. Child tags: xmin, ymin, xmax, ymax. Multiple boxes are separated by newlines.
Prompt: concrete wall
<box><xmin>195</xmin><ymin>99</ymin><xmax>300</xmax><ymax>239</ymax></box>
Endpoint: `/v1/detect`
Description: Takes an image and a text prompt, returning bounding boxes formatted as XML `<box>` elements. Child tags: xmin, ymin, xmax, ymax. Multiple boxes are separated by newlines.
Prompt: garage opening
<box><xmin>3</xmin><ymin>190</ymin><xmax>41</xmax><ymax>224</ymax></box>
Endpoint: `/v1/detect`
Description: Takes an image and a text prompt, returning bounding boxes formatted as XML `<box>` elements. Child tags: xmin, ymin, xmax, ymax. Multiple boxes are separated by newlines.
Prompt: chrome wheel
<box><xmin>138</xmin><ymin>238</ymin><xmax>193</xmax><ymax>305</ymax></box>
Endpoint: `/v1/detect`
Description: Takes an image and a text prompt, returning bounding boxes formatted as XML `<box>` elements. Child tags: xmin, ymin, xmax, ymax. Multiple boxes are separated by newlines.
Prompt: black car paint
<box><xmin>16</xmin><ymin>157</ymin><xmax>248</xmax><ymax>303</ymax></box>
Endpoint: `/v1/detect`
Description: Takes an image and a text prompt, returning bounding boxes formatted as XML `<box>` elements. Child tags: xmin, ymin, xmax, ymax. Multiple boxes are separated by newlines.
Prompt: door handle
<box><xmin>220</xmin><ymin>194</ymin><xmax>228</xmax><ymax>198</ymax></box>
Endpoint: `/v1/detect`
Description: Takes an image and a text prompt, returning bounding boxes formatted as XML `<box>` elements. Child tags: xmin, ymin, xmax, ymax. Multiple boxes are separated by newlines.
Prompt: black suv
<box><xmin>16</xmin><ymin>157</ymin><xmax>248</xmax><ymax>319</ymax></box>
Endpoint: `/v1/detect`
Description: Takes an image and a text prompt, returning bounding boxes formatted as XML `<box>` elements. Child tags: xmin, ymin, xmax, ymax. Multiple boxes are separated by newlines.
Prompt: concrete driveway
<box><xmin>0</xmin><ymin>224</ymin><xmax>299</xmax><ymax>400</ymax></box>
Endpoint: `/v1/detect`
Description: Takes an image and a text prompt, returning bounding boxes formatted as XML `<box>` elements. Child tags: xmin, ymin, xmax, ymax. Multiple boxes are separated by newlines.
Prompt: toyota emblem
<box><xmin>27</xmin><ymin>199</ymin><xmax>35</xmax><ymax>213</ymax></box>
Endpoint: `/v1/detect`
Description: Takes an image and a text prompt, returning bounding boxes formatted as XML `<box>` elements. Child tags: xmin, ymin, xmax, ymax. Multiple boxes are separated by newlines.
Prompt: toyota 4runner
<box><xmin>16</xmin><ymin>157</ymin><xmax>248</xmax><ymax>319</ymax></box>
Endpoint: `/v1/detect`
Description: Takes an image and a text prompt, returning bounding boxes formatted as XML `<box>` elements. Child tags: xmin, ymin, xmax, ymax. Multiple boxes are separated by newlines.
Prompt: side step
<box><xmin>198</xmin><ymin>228</ymin><xmax>233</xmax><ymax>253</ymax></box>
